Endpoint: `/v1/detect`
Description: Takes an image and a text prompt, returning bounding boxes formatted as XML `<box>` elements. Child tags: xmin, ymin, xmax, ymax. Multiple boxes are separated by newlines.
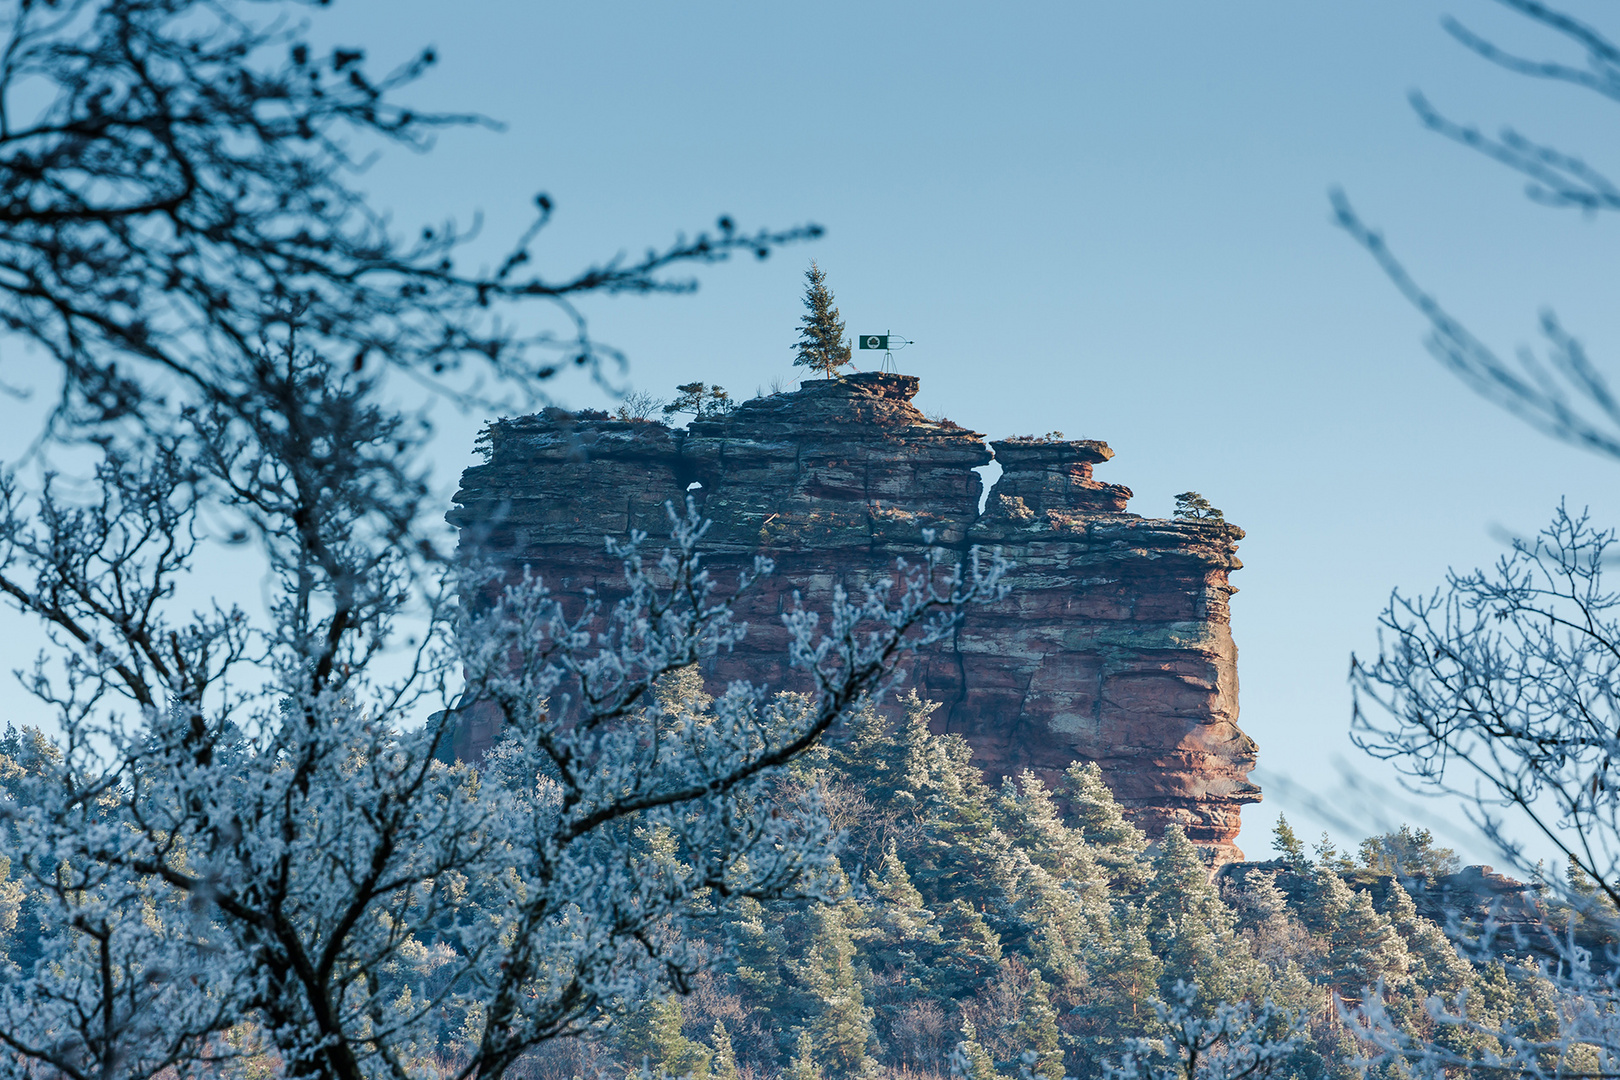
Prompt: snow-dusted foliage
<box><xmin>1354</xmin><ymin>504</ymin><xmax>1620</xmax><ymax>899</ymax></box>
<box><xmin>0</xmin><ymin>4</ymin><xmax>984</xmax><ymax>1076</ymax></box>
<box><xmin>1102</xmin><ymin>984</ymin><xmax>1305</xmax><ymax>1080</ymax></box>
<box><xmin>1348</xmin><ymin>503</ymin><xmax>1620</xmax><ymax>1077</ymax></box>
<box><xmin>1340</xmin><ymin>954</ymin><xmax>1620</xmax><ymax>1080</ymax></box>
<box><xmin>0</xmin><ymin>331</ymin><xmax>1006</xmax><ymax>1080</ymax></box>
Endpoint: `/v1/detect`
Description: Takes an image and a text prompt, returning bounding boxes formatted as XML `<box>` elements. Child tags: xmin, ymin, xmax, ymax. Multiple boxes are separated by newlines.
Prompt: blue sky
<box><xmin>305</xmin><ymin>0</ymin><xmax>1620</xmax><ymax>863</ymax></box>
<box><xmin>9</xmin><ymin>1</ymin><xmax>1620</xmax><ymax>863</ymax></box>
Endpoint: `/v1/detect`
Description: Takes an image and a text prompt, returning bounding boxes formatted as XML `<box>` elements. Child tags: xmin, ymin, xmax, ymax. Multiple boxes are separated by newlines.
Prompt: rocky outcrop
<box><xmin>448</xmin><ymin>371</ymin><xmax>1260</xmax><ymax>862</ymax></box>
<box><xmin>1221</xmin><ymin>861</ymin><xmax>1595</xmax><ymax>963</ymax></box>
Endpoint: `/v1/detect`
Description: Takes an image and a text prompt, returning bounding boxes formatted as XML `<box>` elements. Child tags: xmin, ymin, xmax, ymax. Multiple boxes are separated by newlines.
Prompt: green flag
<box><xmin>858</xmin><ymin>334</ymin><xmax>888</xmax><ymax>350</ymax></box>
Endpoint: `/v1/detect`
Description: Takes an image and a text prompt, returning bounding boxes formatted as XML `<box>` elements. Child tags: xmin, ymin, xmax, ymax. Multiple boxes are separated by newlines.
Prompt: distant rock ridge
<box><xmin>448</xmin><ymin>371</ymin><xmax>1260</xmax><ymax>863</ymax></box>
<box><xmin>1221</xmin><ymin>861</ymin><xmax>1593</xmax><ymax>961</ymax></box>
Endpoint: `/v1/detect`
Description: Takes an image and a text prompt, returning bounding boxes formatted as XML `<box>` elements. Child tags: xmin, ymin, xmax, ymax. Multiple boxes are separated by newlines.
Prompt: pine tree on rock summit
<box><xmin>794</xmin><ymin>261</ymin><xmax>853</xmax><ymax>378</ymax></box>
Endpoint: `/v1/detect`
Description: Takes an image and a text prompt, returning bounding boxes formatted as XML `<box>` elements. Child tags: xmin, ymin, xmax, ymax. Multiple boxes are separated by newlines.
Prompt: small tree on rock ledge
<box><xmin>663</xmin><ymin>381</ymin><xmax>734</xmax><ymax>420</ymax></box>
<box><xmin>794</xmin><ymin>261</ymin><xmax>852</xmax><ymax>378</ymax></box>
<box><xmin>1173</xmin><ymin>491</ymin><xmax>1225</xmax><ymax>522</ymax></box>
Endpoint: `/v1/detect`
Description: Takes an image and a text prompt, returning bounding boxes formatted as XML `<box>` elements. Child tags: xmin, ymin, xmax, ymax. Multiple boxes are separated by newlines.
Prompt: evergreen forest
<box><xmin>470</xmin><ymin>675</ymin><xmax>1587</xmax><ymax>1080</ymax></box>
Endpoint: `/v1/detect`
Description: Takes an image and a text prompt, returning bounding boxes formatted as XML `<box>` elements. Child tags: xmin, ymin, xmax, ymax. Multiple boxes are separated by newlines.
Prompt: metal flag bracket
<box><xmin>857</xmin><ymin>330</ymin><xmax>914</xmax><ymax>372</ymax></box>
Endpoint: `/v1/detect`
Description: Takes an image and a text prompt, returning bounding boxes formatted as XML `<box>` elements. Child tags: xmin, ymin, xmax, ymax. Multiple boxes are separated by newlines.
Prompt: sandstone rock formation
<box><xmin>447</xmin><ymin>371</ymin><xmax>1260</xmax><ymax>862</ymax></box>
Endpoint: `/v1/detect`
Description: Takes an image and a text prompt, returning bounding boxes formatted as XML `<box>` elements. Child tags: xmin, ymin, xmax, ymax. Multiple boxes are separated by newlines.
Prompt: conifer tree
<box><xmin>1382</xmin><ymin>882</ymin><xmax>1471</xmax><ymax>1000</ymax></box>
<box><xmin>1061</xmin><ymin>761</ymin><xmax>1149</xmax><ymax>892</ymax></box>
<box><xmin>1110</xmin><ymin>915</ymin><xmax>1164</xmax><ymax>1025</ymax></box>
<box><xmin>893</xmin><ymin>693</ymin><xmax>949</xmax><ymax>807</ymax></box>
<box><xmin>1298</xmin><ymin>862</ymin><xmax>1354</xmax><ymax>948</ymax></box>
<box><xmin>787</xmin><ymin>1030</ymin><xmax>823</xmax><ymax>1080</ymax></box>
<box><xmin>1227</xmin><ymin>871</ymin><xmax>1313</xmax><ymax>975</ymax></box>
<box><xmin>1315</xmin><ymin>870</ymin><xmax>1410</xmax><ymax>1002</ymax></box>
<box><xmin>1568</xmin><ymin>854</ymin><xmax>1599</xmax><ymax>896</ymax></box>
<box><xmin>987</xmin><ymin>852</ymin><xmax>1095</xmax><ymax>1010</ymax></box>
<box><xmin>864</xmin><ymin>844</ymin><xmax>944</xmax><ymax>979</ymax></box>
<box><xmin>1378</xmin><ymin>884</ymin><xmax>1501</xmax><ymax>1079</ymax></box>
<box><xmin>951</xmin><ymin>1021</ymin><xmax>998</xmax><ymax>1080</ymax></box>
<box><xmin>793</xmin><ymin>262</ymin><xmax>852</xmax><ymax>378</ymax></box>
<box><xmin>1312</xmin><ymin>833</ymin><xmax>1355</xmax><ymax>874</ymax></box>
<box><xmin>654</xmin><ymin>664</ymin><xmax>714</xmax><ymax>716</ymax></box>
<box><xmin>1271</xmin><ymin>814</ymin><xmax>1310</xmax><ymax>872</ymax></box>
<box><xmin>1143</xmin><ymin>826</ymin><xmax>1264</xmax><ymax>1008</ymax></box>
<box><xmin>1000</xmin><ymin>770</ymin><xmax>1107</xmax><ymax>885</ymax></box>
<box><xmin>0</xmin><ymin>856</ymin><xmax>22</xmax><ymax>968</ymax></box>
<box><xmin>1269</xmin><ymin>962</ymin><xmax>1322</xmax><ymax>1025</ymax></box>
<box><xmin>710</xmin><ymin>1022</ymin><xmax>741</xmax><ymax>1080</ymax></box>
<box><xmin>586</xmin><ymin>688</ymin><xmax>1572</xmax><ymax>1080</ymax></box>
<box><xmin>1012</xmin><ymin>968</ymin><xmax>1066</xmax><ymax>1080</ymax></box>
<box><xmin>1357</xmin><ymin>824</ymin><xmax>1460</xmax><ymax>882</ymax></box>
<box><xmin>1172</xmin><ymin>491</ymin><xmax>1225</xmax><ymax>522</ymax></box>
<box><xmin>726</xmin><ymin>895</ymin><xmax>789</xmax><ymax>1021</ymax></box>
<box><xmin>619</xmin><ymin>996</ymin><xmax>713</xmax><ymax>1080</ymax></box>
<box><xmin>935</xmin><ymin>900</ymin><xmax>1006</xmax><ymax>999</ymax></box>
<box><xmin>830</xmin><ymin>701</ymin><xmax>892</xmax><ymax>782</ymax></box>
<box><xmin>996</xmin><ymin>772</ymin><xmax>1123</xmax><ymax>997</ymax></box>
<box><xmin>794</xmin><ymin>889</ymin><xmax>876</xmax><ymax>1075</ymax></box>
<box><xmin>663</xmin><ymin>381</ymin><xmax>735</xmax><ymax>421</ymax></box>
<box><xmin>894</xmin><ymin>723</ymin><xmax>1006</xmax><ymax>907</ymax></box>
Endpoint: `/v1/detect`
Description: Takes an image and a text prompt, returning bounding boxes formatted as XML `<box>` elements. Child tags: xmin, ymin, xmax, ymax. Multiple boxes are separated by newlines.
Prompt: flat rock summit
<box><xmin>449</xmin><ymin>371</ymin><xmax>1261</xmax><ymax>862</ymax></box>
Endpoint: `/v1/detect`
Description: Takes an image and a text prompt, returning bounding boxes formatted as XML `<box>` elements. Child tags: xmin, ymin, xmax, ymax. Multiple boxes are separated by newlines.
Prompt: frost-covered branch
<box><xmin>1103</xmin><ymin>983</ymin><xmax>1306</xmax><ymax>1080</ymax></box>
<box><xmin>1352</xmin><ymin>503</ymin><xmax>1620</xmax><ymax>910</ymax></box>
<box><xmin>1349</xmin><ymin>500</ymin><xmax>1620</xmax><ymax>1078</ymax></box>
<box><xmin>0</xmin><ymin>328</ymin><xmax>1006</xmax><ymax>1080</ymax></box>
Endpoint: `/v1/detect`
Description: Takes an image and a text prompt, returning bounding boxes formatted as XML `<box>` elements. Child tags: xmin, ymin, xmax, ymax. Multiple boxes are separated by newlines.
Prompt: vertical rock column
<box><xmin>963</xmin><ymin>438</ymin><xmax>1257</xmax><ymax>859</ymax></box>
<box><xmin>448</xmin><ymin>373</ymin><xmax>1260</xmax><ymax>862</ymax></box>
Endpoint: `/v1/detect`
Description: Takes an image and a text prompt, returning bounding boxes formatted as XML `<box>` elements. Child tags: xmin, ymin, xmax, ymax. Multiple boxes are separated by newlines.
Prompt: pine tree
<box><xmin>662</xmin><ymin>381</ymin><xmax>735</xmax><ymax>421</ymax></box>
<box><xmin>1298</xmin><ymin>863</ymin><xmax>1352</xmax><ymax>945</ymax></box>
<box><xmin>893</xmin><ymin>693</ymin><xmax>948</xmax><ymax>807</ymax></box>
<box><xmin>795</xmin><ymin>899</ymin><xmax>875</xmax><ymax>1075</ymax></box>
<box><xmin>1172</xmin><ymin>491</ymin><xmax>1225</xmax><ymax>522</ymax></box>
<box><xmin>1271</xmin><ymin>814</ymin><xmax>1310</xmax><ymax>872</ymax></box>
<box><xmin>999</xmin><ymin>770</ymin><xmax>1105</xmax><ymax>885</ymax></box>
<box><xmin>793</xmin><ymin>262</ymin><xmax>852</xmax><ymax>378</ymax></box>
<box><xmin>0</xmin><ymin>856</ymin><xmax>22</xmax><ymax>967</ymax></box>
<box><xmin>654</xmin><ymin>664</ymin><xmax>713</xmax><ymax>717</ymax></box>
<box><xmin>951</xmin><ymin>1021</ymin><xmax>998</xmax><ymax>1080</ymax></box>
<box><xmin>992</xmin><ymin>776</ymin><xmax>1131</xmax><ymax>1016</ymax></box>
<box><xmin>787</xmin><ymin>1030</ymin><xmax>822</xmax><ymax>1080</ymax></box>
<box><xmin>1002</xmin><ymin>855</ymin><xmax>1094</xmax><ymax>998</ymax></box>
<box><xmin>1225</xmin><ymin>871</ymin><xmax>1312</xmax><ymax>975</ymax></box>
<box><xmin>935</xmin><ymin>899</ymin><xmax>1006</xmax><ymax>999</ymax></box>
<box><xmin>618</xmin><ymin>996</ymin><xmax>712</xmax><ymax>1080</ymax></box>
<box><xmin>1110</xmin><ymin>913</ymin><xmax>1164</xmax><ymax>1027</ymax></box>
<box><xmin>1312</xmin><ymin>832</ymin><xmax>1355</xmax><ymax>874</ymax></box>
<box><xmin>1376</xmin><ymin>880</ymin><xmax>1503</xmax><ymax>1076</ymax></box>
<box><xmin>1357</xmin><ymin>824</ymin><xmax>1460</xmax><ymax>882</ymax></box>
<box><xmin>1382</xmin><ymin>881</ymin><xmax>1472</xmax><ymax>1000</ymax></box>
<box><xmin>710</xmin><ymin>1023</ymin><xmax>740</xmax><ymax>1080</ymax></box>
<box><xmin>1143</xmin><ymin>826</ymin><xmax>1264</xmax><ymax>1008</ymax></box>
<box><xmin>1012</xmin><ymin>968</ymin><xmax>1065</xmax><ymax>1080</ymax></box>
<box><xmin>864</xmin><ymin>843</ymin><xmax>944</xmax><ymax>976</ymax></box>
<box><xmin>725</xmin><ymin>895</ymin><xmax>789</xmax><ymax>1026</ymax></box>
<box><xmin>895</xmin><ymin>724</ymin><xmax>1005</xmax><ymax>907</ymax></box>
<box><xmin>1315</xmin><ymin>869</ymin><xmax>1410</xmax><ymax>1003</ymax></box>
<box><xmin>1568</xmin><ymin>854</ymin><xmax>1599</xmax><ymax>896</ymax></box>
<box><xmin>1060</xmin><ymin>761</ymin><xmax>1149</xmax><ymax>892</ymax></box>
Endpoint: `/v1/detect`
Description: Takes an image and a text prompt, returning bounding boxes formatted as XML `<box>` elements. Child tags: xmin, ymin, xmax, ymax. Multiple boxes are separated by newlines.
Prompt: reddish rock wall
<box><xmin>448</xmin><ymin>372</ymin><xmax>1260</xmax><ymax>862</ymax></box>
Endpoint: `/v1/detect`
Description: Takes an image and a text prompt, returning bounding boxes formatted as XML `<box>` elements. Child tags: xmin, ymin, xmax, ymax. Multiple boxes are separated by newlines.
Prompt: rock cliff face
<box><xmin>448</xmin><ymin>371</ymin><xmax>1260</xmax><ymax>862</ymax></box>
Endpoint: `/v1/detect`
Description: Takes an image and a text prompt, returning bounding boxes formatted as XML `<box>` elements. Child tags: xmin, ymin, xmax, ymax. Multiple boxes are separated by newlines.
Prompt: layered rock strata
<box><xmin>447</xmin><ymin>372</ymin><xmax>1260</xmax><ymax>862</ymax></box>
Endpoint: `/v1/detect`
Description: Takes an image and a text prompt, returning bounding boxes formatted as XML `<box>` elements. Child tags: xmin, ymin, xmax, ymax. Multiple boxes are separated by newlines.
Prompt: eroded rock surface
<box><xmin>448</xmin><ymin>372</ymin><xmax>1260</xmax><ymax>862</ymax></box>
